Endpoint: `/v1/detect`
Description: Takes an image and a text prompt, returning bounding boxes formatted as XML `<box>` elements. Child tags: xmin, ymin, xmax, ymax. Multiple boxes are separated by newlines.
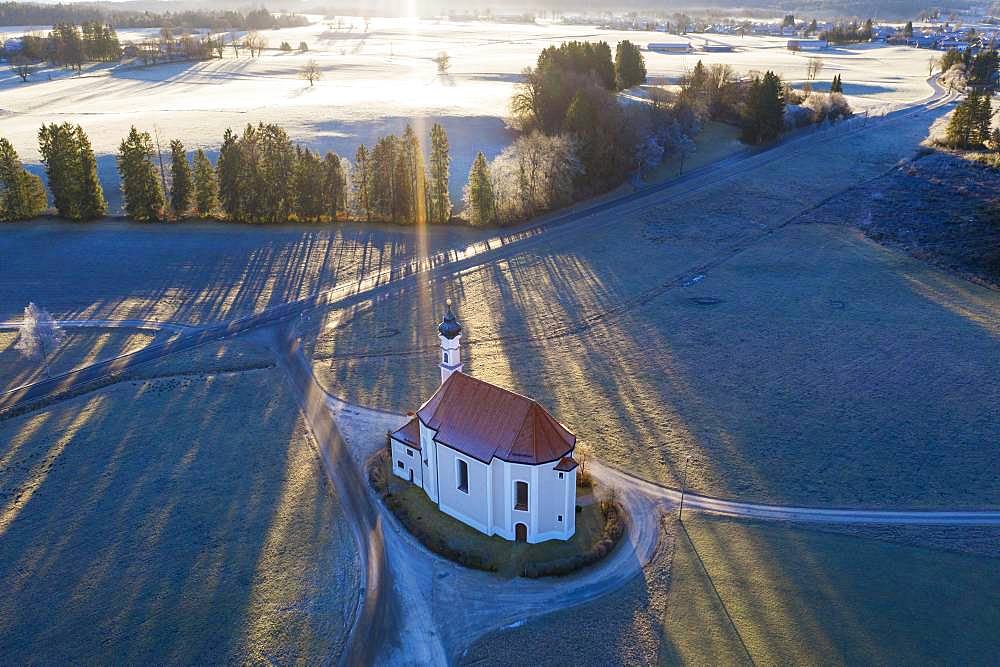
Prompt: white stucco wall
<box><xmin>537</xmin><ymin>464</ymin><xmax>572</xmax><ymax>538</ymax></box>
<box><xmin>409</xmin><ymin>422</ymin><xmax>577</xmax><ymax>544</ymax></box>
<box><xmin>390</xmin><ymin>439</ymin><xmax>422</xmax><ymax>486</ymax></box>
<box><xmin>439</xmin><ymin>334</ymin><xmax>463</xmax><ymax>383</ymax></box>
<box><xmin>419</xmin><ymin>422</ymin><xmax>439</xmax><ymax>503</ymax></box>
<box><xmin>436</xmin><ymin>444</ymin><xmax>491</xmax><ymax>534</ymax></box>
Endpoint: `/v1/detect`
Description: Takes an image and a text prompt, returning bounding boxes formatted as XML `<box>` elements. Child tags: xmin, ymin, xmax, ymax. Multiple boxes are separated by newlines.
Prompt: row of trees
<box><xmin>3</xmin><ymin>121</ymin><xmax>455</xmax><ymax>226</ymax></box>
<box><xmin>20</xmin><ymin>22</ymin><xmax>121</xmax><ymax>72</ymax></box>
<box><xmin>0</xmin><ymin>4</ymin><xmax>307</xmax><ymax>31</ymax></box>
<box><xmin>351</xmin><ymin>125</ymin><xmax>452</xmax><ymax>224</ymax></box>
<box><xmin>510</xmin><ymin>40</ymin><xmax>650</xmax><ymax>198</ymax></box>
<box><xmin>942</xmin><ymin>48</ymin><xmax>999</xmax><ymax>90</ymax></box>
<box><xmin>821</xmin><ymin>19</ymin><xmax>874</xmax><ymax>45</ymax></box>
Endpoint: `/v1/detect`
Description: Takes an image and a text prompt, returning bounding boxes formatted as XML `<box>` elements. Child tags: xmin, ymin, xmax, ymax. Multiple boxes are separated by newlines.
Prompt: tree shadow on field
<box><xmin>0</xmin><ymin>368</ymin><xmax>352</xmax><ymax>662</ymax></box>
<box><xmin>0</xmin><ymin>217</ymin><xmax>481</xmax><ymax>327</ymax></box>
<box><xmin>312</xmin><ymin>221</ymin><xmax>1000</xmax><ymax>509</ymax></box>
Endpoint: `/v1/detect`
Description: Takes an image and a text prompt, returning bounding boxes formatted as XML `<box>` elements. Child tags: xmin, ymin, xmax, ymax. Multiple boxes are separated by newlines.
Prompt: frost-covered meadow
<box><xmin>0</xmin><ymin>17</ymin><xmax>936</xmax><ymax>212</ymax></box>
<box><xmin>0</xmin><ymin>353</ymin><xmax>361</xmax><ymax>662</ymax></box>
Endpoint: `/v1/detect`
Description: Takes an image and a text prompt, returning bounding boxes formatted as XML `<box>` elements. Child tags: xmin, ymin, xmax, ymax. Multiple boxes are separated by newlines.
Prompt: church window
<box><xmin>457</xmin><ymin>459</ymin><xmax>469</xmax><ymax>493</ymax></box>
<box><xmin>515</xmin><ymin>481</ymin><xmax>529</xmax><ymax>511</ymax></box>
<box><xmin>443</xmin><ymin>351</ymin><xmax>449</xmax><ymax>364</ymax></box>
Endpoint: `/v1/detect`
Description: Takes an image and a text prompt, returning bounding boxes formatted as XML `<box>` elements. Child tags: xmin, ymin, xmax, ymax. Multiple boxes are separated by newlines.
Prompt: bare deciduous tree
<box><xmin>806</xmin><ymin>57</ymin><xmax>824</xmax><ymax>81</ymax></box>
<box><xmin>300</xmin><ymin>59</ymin><xmax>321</xmax><ymax>86</ymax></box>
<box><xmin>10</xmin><ymin>54</ymin><xmax>36</xmax><ymax>82</ymax></box>
<box><xmin>14</xmin><ymin>303</ymin><xmax>65</xmax><ymax>377</ymax></box>
<box><xmin>432</xmin><ymin>51</ymin><xmax>451</xmax><ymax>75</ymax></box>
<box><xmin>243</xmin><ymin>32</ymin><xmax>268</xmax><ymax>58</ymax></box>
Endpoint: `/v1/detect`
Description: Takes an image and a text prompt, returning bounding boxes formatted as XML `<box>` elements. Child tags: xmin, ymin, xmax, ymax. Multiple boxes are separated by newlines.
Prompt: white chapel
<box><xmin>390</xmin><ymin>300</ymin><xmax>578</xmax><ymax>543</ymax></box>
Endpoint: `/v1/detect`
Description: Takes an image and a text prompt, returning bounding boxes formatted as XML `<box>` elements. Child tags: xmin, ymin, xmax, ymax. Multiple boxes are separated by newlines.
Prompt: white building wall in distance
<box><xmin>436</xmin><ymin>445</ymin><xmax>491</xmax><ymax>534</ymax></box>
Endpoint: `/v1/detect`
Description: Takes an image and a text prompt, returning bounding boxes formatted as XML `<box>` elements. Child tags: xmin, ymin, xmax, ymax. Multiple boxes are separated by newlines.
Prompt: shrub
<box><xmin>523</xmin><ymin>500</ymin><xmax>627</xmax><ymax>578</ymax></box>
<box><xmin>802</xmin><ymin>91</ymin><xmax>853</xmax><ymax>124</ymax></box>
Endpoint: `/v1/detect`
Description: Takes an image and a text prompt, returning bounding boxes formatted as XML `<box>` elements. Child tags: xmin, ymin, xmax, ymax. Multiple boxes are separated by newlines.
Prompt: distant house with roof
<box><xmin>787</xmin><ymin>38</ymin><xmax>829</xmax><ymax>51</ymax></box>
<box><xmin>390</xmin><ymin>300</ymin><xmax>578</xmax><ymax>544</ymax></box>
<box><xmin>647</xmin><ymin>41</ymin><xmax>693</xmax><ymax>53</ymax></box>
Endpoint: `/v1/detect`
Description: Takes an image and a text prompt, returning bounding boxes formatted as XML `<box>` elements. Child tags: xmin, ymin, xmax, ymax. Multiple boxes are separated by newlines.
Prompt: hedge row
<box><xmin>521</xmin><ymin>500</ymin><xmax>626</xmax><ymax>579</ymax></box>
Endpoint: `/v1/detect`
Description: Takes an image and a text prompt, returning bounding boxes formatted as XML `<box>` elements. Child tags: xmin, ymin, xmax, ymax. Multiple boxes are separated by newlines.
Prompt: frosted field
<box><xmin>0</xmin><ymin>17</ymin><xmax>935</xmax><ymax>212</ymax></box>
<box><xmin>303</xmin><ymin>101</ymin><xmax>1000</xmax><ymax>509</ymax></box>
<box><xmin>0</xmin><ymin>359</ymin><xmax>361</xmax><ymax>662</ymax></box>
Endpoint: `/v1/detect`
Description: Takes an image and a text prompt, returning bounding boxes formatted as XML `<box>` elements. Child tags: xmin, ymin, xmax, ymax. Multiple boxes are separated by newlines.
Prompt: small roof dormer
<box><xmin>438</xmin><ymin>298</ymin><xmax>462</xmax><ymax>340</ymax></box>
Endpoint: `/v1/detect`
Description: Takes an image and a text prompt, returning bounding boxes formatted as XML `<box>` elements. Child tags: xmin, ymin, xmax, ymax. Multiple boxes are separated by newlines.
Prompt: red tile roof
<box><xmin>416</xmin><ymin>372</ymin><xmax>575</xmax><ymax>465</ymax></box>
<box><xmin>554</xmin><ymin>456</ymin><xmax>579</xmax><ymax>472</ymax></box>
<box><xmin>390</xmin><ymin>417</ymin><xmax>421</xmax><ymax>450</ymax></box>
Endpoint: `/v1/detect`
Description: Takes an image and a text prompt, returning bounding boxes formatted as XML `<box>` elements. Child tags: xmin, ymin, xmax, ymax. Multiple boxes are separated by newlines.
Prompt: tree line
<box><xmin>0</xmin><ymin>3</ymin><xmax>307</xmax><ymax>31</ymax></box>
<box><xmin>939</xmin><ymin>48</ymin><xmax>999</xmax><ymax>93</ymax></box>
<box><xmin>821</xmin><ymin>19</ymin><xmax>874</xmax><ymax>45</ymax></box>
<box><xmin>12</xmin><ymin>22</ymin><xmax>121</xmax><ymax>74</ymax></box>
<box><xmin>0</xmin><ymin>122</ymin><xmax>454</xmax><ymax>225</ymax></box>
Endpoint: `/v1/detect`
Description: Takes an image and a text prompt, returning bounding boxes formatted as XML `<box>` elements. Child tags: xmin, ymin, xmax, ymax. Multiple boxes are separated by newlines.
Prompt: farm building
<box><xmin>702</xmin><ymin>44</ymin><xmax>735</xmax><ymax>52</ymax></box>
<box><xmin>788</xmin><ymin>39</ymin><xmax>829</xmax><ymax>51</ymax></box>
<box><xmin>648</xmin><ymin>41</ymin><xmax>693</xmax><ymax>53</ymax></box>
<box><xmin>390</xmin><ymin>301</ymin><xmax>579</xmax><ymax>544</ymax></box>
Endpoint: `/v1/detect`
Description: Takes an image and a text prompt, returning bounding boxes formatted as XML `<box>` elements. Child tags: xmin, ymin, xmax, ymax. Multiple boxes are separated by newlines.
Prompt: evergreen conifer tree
<box><xmin>118</xmin><ymin>126</ymin><xmax>164</xmax><ymax>221</ymax></box>
<box><xmin>293</xmin><ymin>147</ymin><xmax>325</xmax><ymax>222</ymax></box>
<box><xmin>322</xmin><ymin>152</ymin><xmax>346</xmax><ymax>220</ymax></box>
<box><xmin>428</xmin><ymin>124</ymin><xmax>451</xmax><ymax>224</ymax></box>
<box><xmin>76</xmin><ymin>126</ymin><xmax>106</xmax><ymax>221</ymax></box>
<box><xmin>192</xmin><ymin>149</ymin><xmax>219</xmax><ymax>218</ymax></box>
<box><xmin>217</xmin><ymin>128</ymin><xmax>242</xmax><ymax>221</ymax></box>
<box><xmin>352</xmin><ymin>144</ymin><xmax>371</xmax><ymax>222</ymax></box>
<box><xmin>465</xmin><ymin>151</ymin><xmax>495</xmax><ymax>226</ymax></box>
<box><xmin>0</xmin><ymin>138</ymin><xmax>48</xmax><ymax>221</ymax></box>
<box><xmin>169</xmin><ymin>139</ymin><xmax>194</xmax><ymax>218</ymax></box>
<box><xmin>741</xmin><ymin>71</ymin><xmax>785</xmax><ymax>144</ymax></box>
<box><xmin>614</xmin><ymin>40</ymin><xmax>647</xmax><ymax>90</ymax></box>
<box><xmin>401</xmin><ymin>125</ymin><xmax>426</xmax><ymax>224</ymax></box>
<box><xmin>38</xmin><ymin>122</ymin><xmax>80</xmax><ymax>219</ymax></box>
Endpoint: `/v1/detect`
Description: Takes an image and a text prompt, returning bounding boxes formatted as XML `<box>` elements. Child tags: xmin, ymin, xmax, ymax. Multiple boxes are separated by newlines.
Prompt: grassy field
<box><xmin>463</xmin><ymin>515</ymin><xmax>1000</xmax><ymax>665</ymax></box>
<box><xmin>308</xmin><ymin>218</ymin><xmax>998</xmax><ymax>508</ymax></box>
<box><xmin>302</xmin><ymin>102</ymin><xmax>998</xmax><ymax>509</ymax></box>
<box><xmin>0</xmin><ymin>218</ymin><xmax>480</xmax><ymax>325</ymax></box>
<box><xmin>0</xmin><ymin>366</ymin><xmax>360</xmax><ymax>663</ymax></box>
<box><xmin>0</xmin><ymin>328</ymin><xmax>161</xmax><ymax>392</ymax></box>
<box><xmin>649</xmin><ymin>121</ymin><xmax>745</xmax><ymax>182</ymax></box>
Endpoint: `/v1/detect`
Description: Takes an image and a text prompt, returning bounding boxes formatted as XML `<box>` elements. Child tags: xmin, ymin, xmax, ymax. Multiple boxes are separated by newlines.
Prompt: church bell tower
<box><xmin>438</xmin><ymin>299</ymin><xmax>463</xmax><ymax>384</ymax></box>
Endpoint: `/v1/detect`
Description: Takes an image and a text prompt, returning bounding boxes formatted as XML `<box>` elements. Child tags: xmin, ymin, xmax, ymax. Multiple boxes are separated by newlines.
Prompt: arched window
<box><xmin>515</xmin><ymin>481</ymin><xmax>528</xmax><ymax>511</ymax></box>
<box><xmin>457</xmin><ymin>459</ymin><xmax>469</xmax><ymax>493</ymax></box>
<box><xmin>443</xmin><ymin>351</ymin><xmax>449</xmax><ymax>364</ymax></box>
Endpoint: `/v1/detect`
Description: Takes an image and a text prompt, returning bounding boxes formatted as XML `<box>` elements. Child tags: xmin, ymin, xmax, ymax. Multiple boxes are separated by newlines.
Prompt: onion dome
<box><xmin>438</xmin><ymin>298</ymin><xmax>462</xmax><ymax>340</ymax></box>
